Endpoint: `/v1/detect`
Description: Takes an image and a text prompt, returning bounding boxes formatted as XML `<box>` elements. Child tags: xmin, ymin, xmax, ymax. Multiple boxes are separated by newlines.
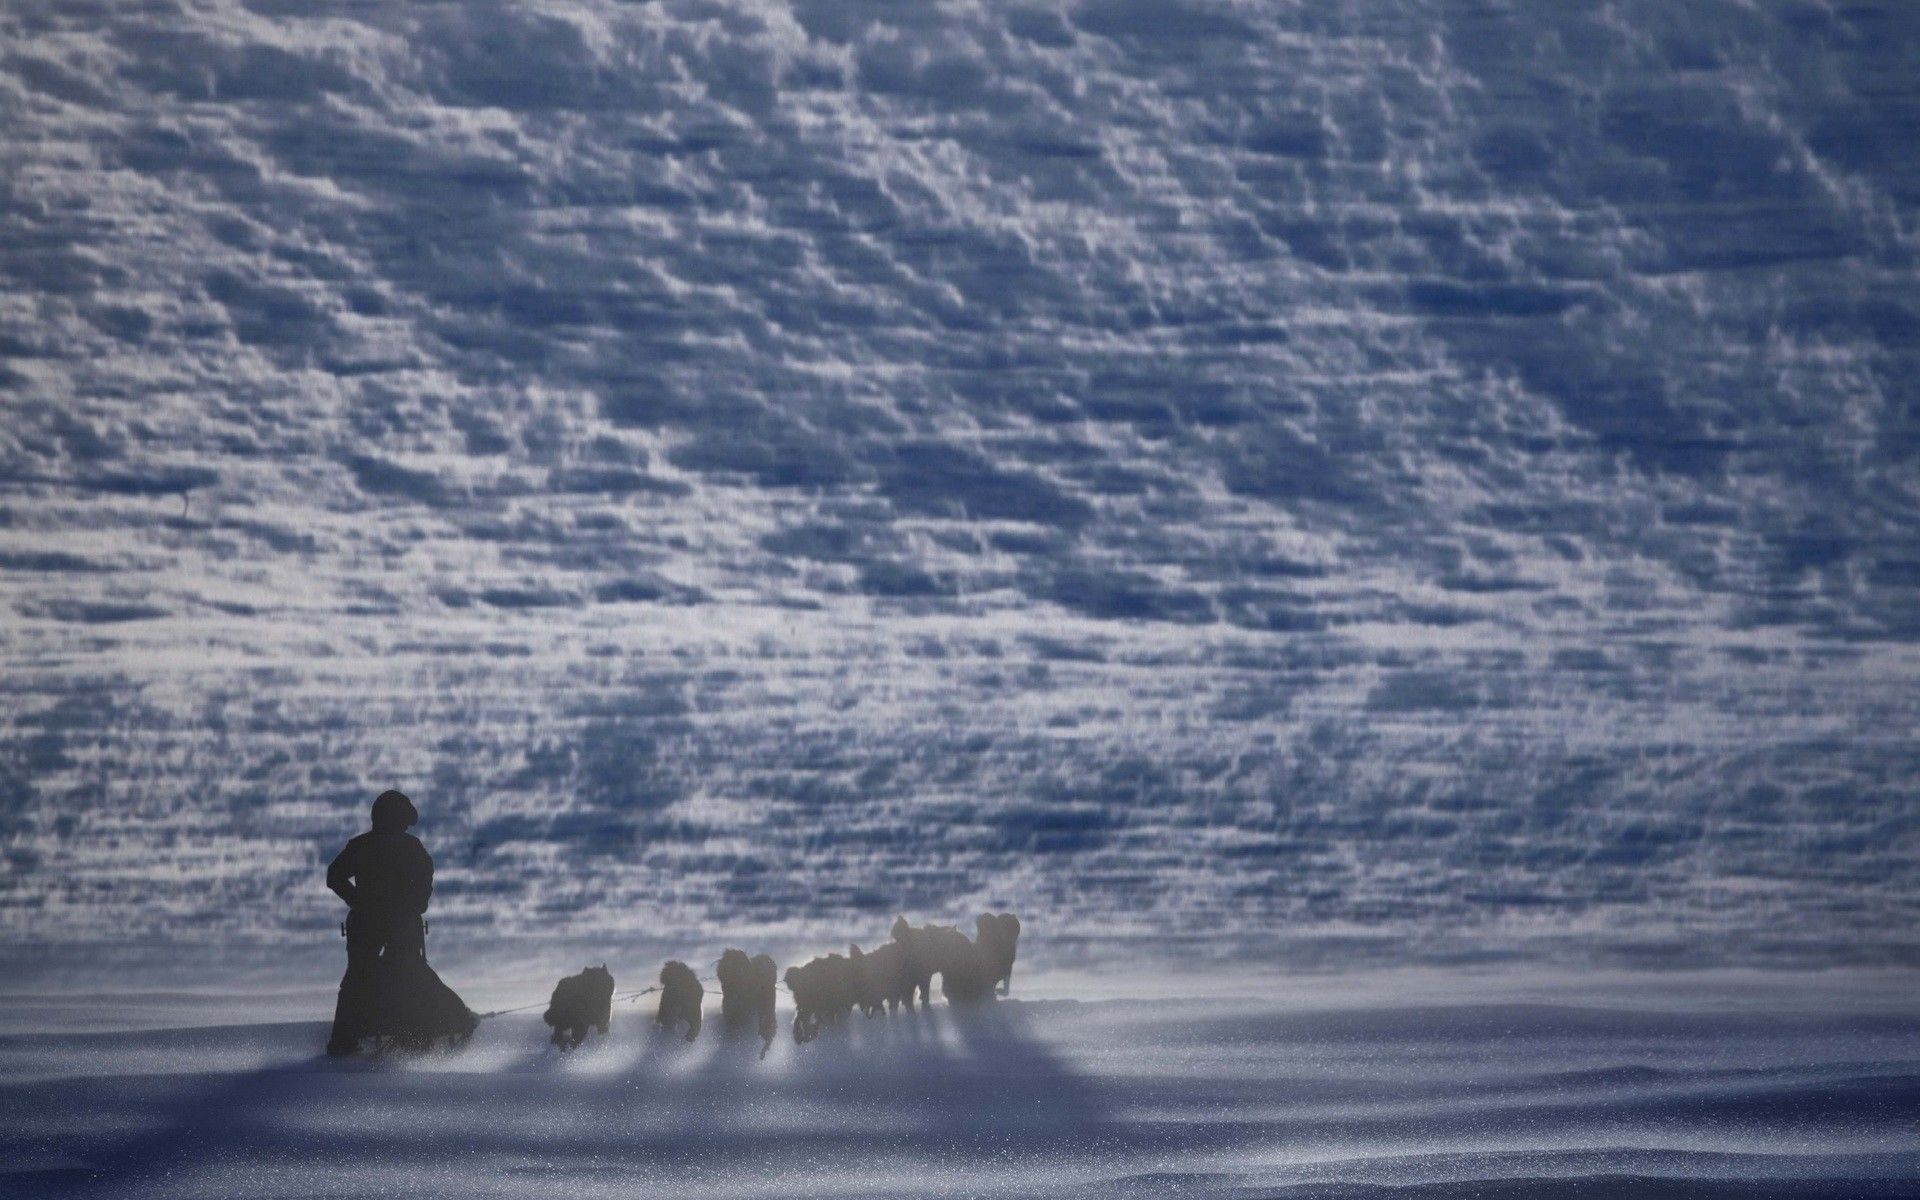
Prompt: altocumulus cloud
<box><xmin>0</xmin><ymin>0</ymin><xmax>1916</xmax><ymax>974</ymax></box>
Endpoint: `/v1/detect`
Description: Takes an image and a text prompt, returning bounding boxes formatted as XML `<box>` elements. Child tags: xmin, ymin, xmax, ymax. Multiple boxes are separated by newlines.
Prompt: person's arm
<box><xmin>326</xmin><ymin>842</ymin><xmax>359</xmax><ymax>908</ymax></box>
<box><xmin>408</xmin><ymin>843</ymin><xmax>434</xmax><ymax>914</ymax></box>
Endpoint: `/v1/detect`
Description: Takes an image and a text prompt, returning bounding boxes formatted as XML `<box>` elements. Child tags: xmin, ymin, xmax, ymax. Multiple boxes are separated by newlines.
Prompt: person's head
<box><xmin>371</xmin><ymin>789</ymin><xmax>418</xmax><ymax>832</ymax></box>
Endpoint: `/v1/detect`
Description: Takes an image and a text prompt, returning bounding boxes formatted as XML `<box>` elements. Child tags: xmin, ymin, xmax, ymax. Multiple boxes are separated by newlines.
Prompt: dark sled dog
<box><xmin>716</xmin><ymin>948</ymin><xmax>779</xmax><ymax>1058</ymax></box>
<box><xmin>656</xmin><ymin>960</ymin><xmax>703</xmax><ymax>1042</ymax></box>
<box><xmin>544</xmin><ymin>965</ymin><xmax>614</xmax><ymax>1050</ymax></box>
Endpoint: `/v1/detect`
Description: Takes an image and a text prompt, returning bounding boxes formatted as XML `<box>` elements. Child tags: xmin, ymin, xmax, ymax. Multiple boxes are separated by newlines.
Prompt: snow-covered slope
<box><xmin>3</xmin><ymin>990</ymin><xmax>1917</xmax><ymax>1198</ymax></box>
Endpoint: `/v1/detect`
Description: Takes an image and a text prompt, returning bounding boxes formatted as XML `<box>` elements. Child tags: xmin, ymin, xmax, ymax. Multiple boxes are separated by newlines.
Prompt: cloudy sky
<box><xmin>1</xmin><ymin>0</ymin><xmax>1916</xmax><ymax>979</ymax></box>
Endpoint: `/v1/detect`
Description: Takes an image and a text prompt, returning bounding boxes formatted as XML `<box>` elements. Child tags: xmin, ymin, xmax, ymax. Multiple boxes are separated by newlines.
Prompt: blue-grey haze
<box><xmin>1</xmin><ymin>0</ymin><xmax>1917</xmax><ymax>973</ymax></box>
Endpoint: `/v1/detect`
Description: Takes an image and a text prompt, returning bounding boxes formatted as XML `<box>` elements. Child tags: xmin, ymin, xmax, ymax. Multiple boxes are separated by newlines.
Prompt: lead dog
<box><xmin>975</xmin><ymin>912</ymin><xmax>1021</xmax><ymax>996</ymax></box>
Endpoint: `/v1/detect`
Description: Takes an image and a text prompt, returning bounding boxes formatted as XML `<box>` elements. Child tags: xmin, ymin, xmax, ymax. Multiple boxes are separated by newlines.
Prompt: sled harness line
<box><xmin>473</xmin><ymin>986</ymin><xmax>656</xmax><ymax>1021</ymax></box>
<box><xmin>473</xmin><ymin>998</ymin><xmax>550</xmax><ymax>1020</ymax></box>
<box><xmin>473</xmin><ymin>975</ymin><xmax>793</xmax><ymax>1022</ymax></box>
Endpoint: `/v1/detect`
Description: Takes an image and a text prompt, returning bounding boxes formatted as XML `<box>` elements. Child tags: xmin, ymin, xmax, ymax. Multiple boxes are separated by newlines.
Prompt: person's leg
<box><xmin>328</xmin><ymin>917</ymin><xmax>388</xmax><ymax>1055</ymax></box>
<box><xmin>377</xmin><ymin>915</ymin><xmax>436</xmax><ymax>1047</ymax></box>
<box><xmin>386</xmin><ymin>914</ymin><xmax>425</xmax><ymax>958</ymax></box>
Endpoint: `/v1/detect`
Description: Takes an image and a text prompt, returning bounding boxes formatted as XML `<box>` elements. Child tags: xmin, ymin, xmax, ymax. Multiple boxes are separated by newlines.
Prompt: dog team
<box><xmin>545</xmin><ymin>913</ymin><xmax>1023</xmax><ymax>1052</ymax></box>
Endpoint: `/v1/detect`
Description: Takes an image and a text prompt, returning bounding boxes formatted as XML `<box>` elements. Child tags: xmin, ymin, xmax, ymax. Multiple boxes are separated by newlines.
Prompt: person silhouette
<box><xmin>325</xmin><ymin>789</ymin><xmax>434</xmax><ymax>1056</ymax></box>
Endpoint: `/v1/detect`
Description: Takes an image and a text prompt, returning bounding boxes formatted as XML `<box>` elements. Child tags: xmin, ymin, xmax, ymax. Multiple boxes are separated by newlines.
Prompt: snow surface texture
<box><xmin>2</xmin><ymin>985</ymin><xmax>1917</xmax><ymax>1199</ymax></box>
<box><xmin>2</xmin><ymin>0</ymin><xmax>1920</xmax><ymax>974</ymax></box>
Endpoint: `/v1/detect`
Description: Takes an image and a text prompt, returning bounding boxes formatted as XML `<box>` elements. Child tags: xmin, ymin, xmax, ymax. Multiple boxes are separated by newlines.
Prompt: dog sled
<box><xmin>331</xmin><ymin>918</ymin><xmax>479</xmax><ymax>1057</ymax></box>
<box><xmin>366</xmin><ymin>948</ymin><xmax>479</xmax><ymax>1054</ymax></box>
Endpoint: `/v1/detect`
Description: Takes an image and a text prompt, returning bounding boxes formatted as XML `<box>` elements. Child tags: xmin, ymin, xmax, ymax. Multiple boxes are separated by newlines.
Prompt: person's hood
<box><xmin>370</xmin><ymin>789</ymin><xmax>417</xmax><ymax>832</ymax></box>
